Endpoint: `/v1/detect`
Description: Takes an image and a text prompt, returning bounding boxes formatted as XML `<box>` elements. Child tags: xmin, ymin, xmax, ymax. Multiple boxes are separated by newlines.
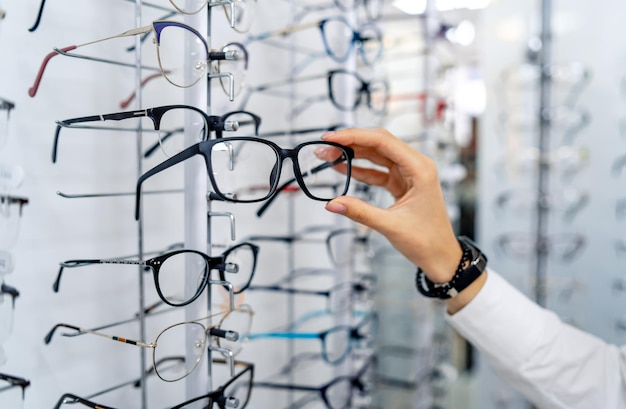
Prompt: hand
<box><xmin>320</xmin><ymin>128</ymin><xmax>462</xmax><ymax>284</ymax></box>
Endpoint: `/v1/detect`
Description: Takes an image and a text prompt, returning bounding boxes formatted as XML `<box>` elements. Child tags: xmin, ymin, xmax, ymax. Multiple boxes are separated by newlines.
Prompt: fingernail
<box><xmin>325</xmin><ymin>201</ymin><xmax>346</xmax><ymax>214</ymax></box>
<box><xmin>321</xmin><ymin>131</ymin><xmax>336</xmax><ymax>140</ymax></box>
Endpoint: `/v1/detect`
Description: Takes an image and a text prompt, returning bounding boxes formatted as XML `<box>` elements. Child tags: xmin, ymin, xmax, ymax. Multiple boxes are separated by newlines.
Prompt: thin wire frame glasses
<box><xmin>135</xmin><ymin>137</ymin><xmax>354</xmax><ymax>219</ymax></box>
<box><xmin>55</xmin><ymin>242</ymin><xmax>259</xmax><ymax>306</ymax></box>
<box><xmin>28</xmin><ymin>20</ymin><xmax>244</xmax><ymax>98</ymax></box>
<box><xmin>44</xmin><ymin>304</ymin><xmax>254</xmax><ymax>382</ymax></box>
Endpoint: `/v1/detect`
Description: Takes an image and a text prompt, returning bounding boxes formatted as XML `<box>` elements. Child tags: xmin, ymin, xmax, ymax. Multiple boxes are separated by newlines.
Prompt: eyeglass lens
<box><xmin>154</xmin><ymin>107</ymin><xmax>208</xmax><ymax>158</ymax></box>
<box><xmin>209</xmin><ymin>140</ymin><xmax>349</xmax><ymax>202</ymax></box>
<box><xmin>220</xmin><ymin>244</ymin><xmax>256</xmax><ymax>293</ymax></box>
<box><xmin>155</xmin><ymin>23</ymin><xmax>208</xmax><ymax>88</ymax></box>
<box><xmin>153</xmin><ymin>251</ymin><xmax>210</xmax><ymax>306</ymax></box>
<box><xmin>325</xmin><ymin>377</ymin><xmax>353</xmax><ymax>408</ymax></box>
<box><xmin>153</xmin><ymin>307</ymin><xmax>252</xmax><ymax>382</ymax></box>
<box><xmin>329</xmin><ymin>71</ymin><xmax>387</xmax><ymax>114</ymax></box>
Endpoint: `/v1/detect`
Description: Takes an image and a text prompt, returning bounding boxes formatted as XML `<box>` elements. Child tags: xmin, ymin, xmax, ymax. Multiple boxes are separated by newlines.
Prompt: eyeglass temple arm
<box><xmin>53</xmin><ymin>393</ymin><xmax>117</xmax><ymax>409</ymax></box>
<box><xmin>246</xmin><ymin>20</ymin><xmax>321</xmax><ymax>44</ymax></box>
<box><xmin>53</xmin><ymin>110</ymin><xmax>154</xmax><ymax>163</ymax></box>
<box><xmin>27</xmin><ymin>0</ymin><xmax>46</xmax><ymax>32</ymax></box>
<box><xmin>252</xmin><ymin>382</ymin><xmax>319</xmax><ymax>392</ymax></box>
<box><xmin>45</xmin><ymin>322</ymin><xmax>154</xmax><ymax>348</ymax></box>
<box><xmin>135</xmin><ymin>143</ymin><xmax>202</xmax><ymax>220</ymax></box>
<box><xmin>258</xmin><ymin>123</ymin><xmax>347</xmax><ymax>138</ymax></box>
<box><xmin>28</xmin><ymin>25</ymin><xmax>154</xmax><ymax>98</ymax></box>
<box><xmin>256</xmin><ymin>157</ymin><xmax>348</xmax><ymax>217</ymax></box>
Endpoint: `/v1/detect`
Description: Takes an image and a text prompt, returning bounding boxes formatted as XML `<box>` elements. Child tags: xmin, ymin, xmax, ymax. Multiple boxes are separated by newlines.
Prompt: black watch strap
<box><xmin>415</xmin><ymin>236</ymin><xmax>488</xmax><ymax>299</ymax></box>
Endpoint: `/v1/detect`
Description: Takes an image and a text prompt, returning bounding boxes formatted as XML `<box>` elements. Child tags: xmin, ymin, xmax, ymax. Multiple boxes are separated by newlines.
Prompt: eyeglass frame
<box><xmin>246</xmin><ymin>16</ymin><xmax>383</xmax><ymax>66</ymax></box>
<box><xmin>253</xmin><ymin>354</ymin><xmax>374</xmax><ymax>409</ymax></box>
<box><xmin>0</xmin><ymin>372</ymin><xmax>31</xmax><ymax>401</ymax></box>
<box><xmin>55</xmin><ymin>241</ymin><xmax>259</xmax><ymax>306</ymax></box>
<box><xmin>170</xmin><ymin>359</ymin><xmax>254</xmax><ymax>409</ymax></box>
<box><xmin>28</xmin><ymin>20</ymin><xmax>242</xmax><ymax>99</ymax></box>
<box><xmin>52</xmin><ymin>105</ymin><xmax>261</xmax><ymax>163</ymax></box>
<box><xmin>248</xmin><ymin>310</ymin><xmax>374</xmax><ymax>364</ymax></box>
<box><xmin>0</xmin><ymin>195</ymin><xmax>29</xmax><ymax>218</ymax></box>
<box><xmin>135</xmin><ymin>137</ymin><xmax>354</xmax><ymax>220</ymax></box>
<box><xmin>244</xmin><ymin>69</ymin><xmax>389</xmax><ymax>115</ymax></box>
<box><xmin>44</xmin><ymin>305</ymin><xmax>254</xmax><ymax>381</ymax></box>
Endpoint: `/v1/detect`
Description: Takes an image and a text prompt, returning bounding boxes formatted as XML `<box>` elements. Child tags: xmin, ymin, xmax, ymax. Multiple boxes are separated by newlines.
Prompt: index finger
<box><xmin>321</xmin><ymin>128</ymin><xmax>426</xmax><ymax>167</ymax></box>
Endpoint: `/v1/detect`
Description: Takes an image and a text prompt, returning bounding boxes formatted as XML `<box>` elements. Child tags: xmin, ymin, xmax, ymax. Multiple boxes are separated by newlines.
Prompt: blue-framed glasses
<box><xmin>249</xmin><ymin>311</ymin><xmax>375</xmax><ymax>364</ymax></box>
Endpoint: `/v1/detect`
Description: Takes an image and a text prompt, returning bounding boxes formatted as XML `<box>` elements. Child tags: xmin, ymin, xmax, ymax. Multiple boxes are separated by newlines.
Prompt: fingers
<box><xmin>322</xmin><ymin>128</ymin><xmax>424</xmax><ymax>168</ymax></box>
<box><xmin>325</xmin><ymin>195</ymin><xmax>389</xmax><ymax>232</ymax></box>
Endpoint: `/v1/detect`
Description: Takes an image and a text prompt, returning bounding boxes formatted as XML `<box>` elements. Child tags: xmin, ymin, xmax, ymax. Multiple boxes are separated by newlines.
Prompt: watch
<box><xmin>415</xmin><ymin>236</ymin><xmax>488</xmax><ymax>299</ymax></box>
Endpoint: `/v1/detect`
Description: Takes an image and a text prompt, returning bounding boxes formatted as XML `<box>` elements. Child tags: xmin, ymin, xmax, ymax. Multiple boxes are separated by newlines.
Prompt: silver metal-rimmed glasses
<box><xmin>246</xmin><ymin>16</ymin><xmax>383</xmax><ymax>67</ymax></box>
<box><xmin>28</xmin><ymin>20</ymin><xmax>245</xmax><ymax>99</ymax></box>
<box><xmin>135</xmin><ymin>137</ymin><xmax>354</xmax><ymax>220</ymax></box>
<box><xmin>52</xmin><ymin>105</ymin><xmax>261</xmax><ymax>162</ymax></box>
<box><xmin>55</xmin><ymin>242</ymin><xmax>259</xmax><ymax>306</ymax></box>
<box><xmin>44</xmin><ymin>304</ymin><xmax>254</xmax><ymax>382</ymax></box>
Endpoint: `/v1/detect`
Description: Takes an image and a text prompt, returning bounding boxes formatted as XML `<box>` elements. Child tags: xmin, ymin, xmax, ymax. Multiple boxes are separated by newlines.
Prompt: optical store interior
<box><xmin>0</xmin><ymin>0</ymin><xmax>622</xmax><ymax>408</ymax></box>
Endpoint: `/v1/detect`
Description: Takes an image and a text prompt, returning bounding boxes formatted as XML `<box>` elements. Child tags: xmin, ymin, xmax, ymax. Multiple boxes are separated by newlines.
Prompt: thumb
<box><xmin>325</xmin><ymin>196</ymin><xmax>388</xmax><ymax>232</ymax></box>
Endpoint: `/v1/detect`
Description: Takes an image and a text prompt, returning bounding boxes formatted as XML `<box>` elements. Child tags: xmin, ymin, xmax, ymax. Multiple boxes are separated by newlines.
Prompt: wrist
<box><xmin>415</xmin><ymin>236</ymin><xmax>488</xmax><ymax>300</ymax></box>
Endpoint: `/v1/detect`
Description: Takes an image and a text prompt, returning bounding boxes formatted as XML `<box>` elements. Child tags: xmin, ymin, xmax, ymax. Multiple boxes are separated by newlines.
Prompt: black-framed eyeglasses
<box><xmin>55</xmin><ymin>241</ymin><xmax>259</xmax><ymax>306</ymax></box>
<box><xmin>170</xmin><ymin>359</ymin><xmax>254</xmax><ymax>409</ymax></box>
<box><xmin>0</xmin><ymin>195</ymin><xmax>29</xmax><ymax>251</ymax></box>
<box><xmin>52</xmin><ymin>105</ymin><xmax>261</xmax><ymax>162</ymax></box>
<box><xmin>247</xmin><ymin>280</ymin><xmax>372</xmax><ymax>313</ymax></box>
<box><xmin>29</xmin><ymin>20</ymin><xmax>247</xmax><ymax>99</ymax></box>
<box><xmin>246</xmin><ymin>16</ymin><xmax>382</xmax><ymax>66</ymax></box>
<box><xmin>44</xmin><ymin>304</ymin><xmax>254</xmax><ymax>382</ymax></box>
<box><xmin>0</xmin><ymin>96</ymin><xmax>14</xmax><ymax>149</ymax></box>
<box><xmin>253</xmin><ymin>354</ymin><xmax>375</xmax><ymax>409</ymax></box>
<box><xmin>135</xmin><ymin>137</ymin><xmax>354</xmax><ymax>219</ymax></box>
<box><xmin>0</xmin><ymin>373</ymin><xmax>31</xmax><ymax>407</ymax></box>
<box><xmin>244</xmin><ymin>69</ymin><xmax>389</xmax><ymax>116</ymax></box>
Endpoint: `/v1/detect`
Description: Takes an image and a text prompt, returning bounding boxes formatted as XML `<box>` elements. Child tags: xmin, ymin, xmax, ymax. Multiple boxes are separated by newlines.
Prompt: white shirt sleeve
<box><xmin>445</xmin><ymin>269</ymin><xmax>626</xmax><ymax>409</ymax></box>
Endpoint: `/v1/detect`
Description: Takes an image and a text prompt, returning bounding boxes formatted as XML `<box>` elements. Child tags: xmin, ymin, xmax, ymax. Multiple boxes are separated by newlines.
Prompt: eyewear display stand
<box><xmin>182</xmin><ymin>0</ymin><xmax>211</xmax><ymax>403</ymax></box>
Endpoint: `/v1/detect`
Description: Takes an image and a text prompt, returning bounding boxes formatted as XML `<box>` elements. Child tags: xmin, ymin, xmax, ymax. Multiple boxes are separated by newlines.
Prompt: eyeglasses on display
<box><xmin>253</xmin><ymin>354</ymin><xmax>375</xmax><ymax>409</ymax></box>
<box><xmin>53</xmin><ymin>106</ymin><xmax>261</xmax><ymax>162</ymax></box>
<box><xmin>45</xmin><ymin>304</ymin><xmax>253</xmax><ymax>382</ymax></box>
<box><xmin>55</xmin><ymin>242</ymin><xmax>259</xmax><ymax>305</ymax></box>
<box><xmin>246</xmin><ymin>16</ymin><xmax>382</xmax><ymax>67</ymax></box>
<box><xmin>249</xmin><ymin>311</ymin><xmax>375</xmax><ymax>364</ymax></box>
<box><xmin>242</xmin><ymin>69</ymin><xmax>389</xmax><ymax>116</ymax></box>
<box><xmin>28</xmin><ymin>20</ymin><xmax>246</xmax><ymax>100</ymax></box>
<box><xmin>119</xmin><ymin>41</ymin><xmax>249</xmax><ymax>108</ymax></box>
<box><xmin>0</xmin><ymin>195</ymin><xmax>29</xmax><ymax>250</ymax></box>
<box><xmin>135</xmin><ymin>137</ymin><xmax>354</xmax><ymax>219</ymax></box>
